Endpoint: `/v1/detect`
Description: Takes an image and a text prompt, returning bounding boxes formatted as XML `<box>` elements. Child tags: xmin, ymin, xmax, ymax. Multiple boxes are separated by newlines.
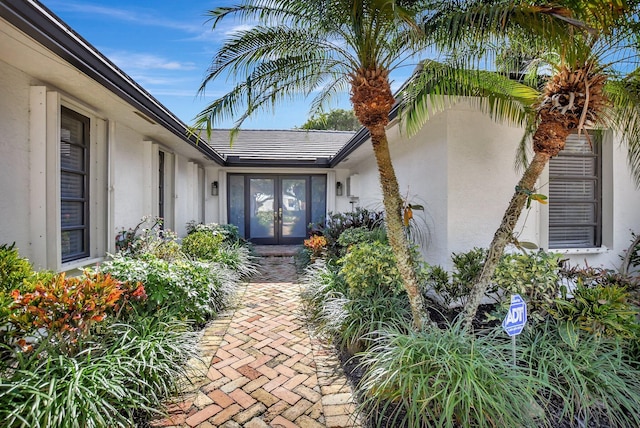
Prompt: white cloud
<box><xmin>46</xmin><ymin>1</ymin><xmax>204</xmax><ymax>34</ymax></box>
<box><xmin>105</xmin><ymin>51</ymin><xmax>197</xmax><ymax>72</ymax></box>
<box><xmin>224</xmin><ymin>24</ymin><xmax>254</xmax><ymax>36</ymax></box>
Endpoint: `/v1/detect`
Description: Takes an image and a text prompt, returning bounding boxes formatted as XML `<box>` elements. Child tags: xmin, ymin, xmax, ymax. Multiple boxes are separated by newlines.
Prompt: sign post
<box><xmin>502</xmin><ymin>294</ymin><xmax>527</xmax><ymax>365</ymax></box>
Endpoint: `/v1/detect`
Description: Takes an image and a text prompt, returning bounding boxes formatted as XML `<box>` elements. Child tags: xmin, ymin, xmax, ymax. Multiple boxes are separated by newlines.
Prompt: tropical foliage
<box><xmin>0</xmin><ymin>218</ymin><xmax>255</xmax><ymax>427</ymax></box>
<box><xmin>299</xmin><ymin>108</ymin><xmax>360</xmax><ymax>131</ymax></box>
<box><xmin>193</xmin><ymin>0</ymin><xmax>438</xmax><ymax>328</ymax></box>
<box><xmin>302</xmin><ymin>212</ymin><xmax>640</xmax><ymax>426</ymax></box>
<box><xmin>397</xmin><ymin>0</ymin><xmax>640</xmax><ymax>327</ymax></box>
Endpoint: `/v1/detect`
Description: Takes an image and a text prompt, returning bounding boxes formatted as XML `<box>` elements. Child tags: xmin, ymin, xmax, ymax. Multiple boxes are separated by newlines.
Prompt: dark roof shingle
<box><xmin>207</xmin><ymin>129</ymin><xmax>355</xmax><ymax>166</ymax></box>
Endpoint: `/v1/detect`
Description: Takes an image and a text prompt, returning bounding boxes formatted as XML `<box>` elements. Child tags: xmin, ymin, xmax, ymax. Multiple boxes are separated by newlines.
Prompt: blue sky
<box><xmin>44</xmin><ymin>0</ymin><xmax>307</xmax><ymax>129</ymax></box>
<box><xmin>44</xmin><ymin>1</ymin><xmax>417</xmax><ymax>130</ymax></box>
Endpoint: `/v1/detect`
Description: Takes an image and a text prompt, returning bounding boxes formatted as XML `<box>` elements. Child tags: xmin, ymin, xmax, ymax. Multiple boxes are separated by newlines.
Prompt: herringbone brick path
<box><xmin>152</xmin><ymin>246</ymin><xmax>360</xmax><ymax>428</ymax></box>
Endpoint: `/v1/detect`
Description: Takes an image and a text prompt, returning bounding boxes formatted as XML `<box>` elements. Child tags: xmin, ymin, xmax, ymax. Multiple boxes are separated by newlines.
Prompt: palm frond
<box><xmin>423</xmin><ymin>1</ymin><xmax>580</xmax><ymax>52</ymax></box>
<box><xmin>206</xmin><ymin>1</ymin><xmax>312</xmax><ymax>29</ymax></box>
<box><xmin>399</xmin><ymin>59</ymin><xmax>539</xmax><ymax>137</ymax></box>
<box><xmin>198</xmin><ymin>26</ymin><xmax>342</xmax><ymax>92</ymax></box>
<box><xmin>307</xmin><ymin>74</ymin><xmax>353</xmax><ymax>119</ymax></box>
<box><xmin>194</xmin><ymin>52</ymin><xmax>343</xmax><ymax>136</ymax></box>
<box><xmin>195</xmin><ymin>0</ymin><xmax>430</xmax><ymax>136</ymax></box>
<box><xmin>605</xmin><ymin>75</ymin><xmax>640</xmax><ymax>187</ymax></box>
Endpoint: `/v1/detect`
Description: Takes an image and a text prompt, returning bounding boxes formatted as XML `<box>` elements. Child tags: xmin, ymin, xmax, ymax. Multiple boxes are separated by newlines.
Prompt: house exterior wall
<box><xmin>0</xmin><ymin>61</ymin><xmax>32</xmax><ymax>260</ymax></box>
<box><xmin>0</xmin><ymin>55</ymin><xmax>207</xmax><ymax>272</ymax></box>
<box><xmin>347</xmin><ymin>109</ymin><xmax>452</xmax><ymax>267</ymax></box>
<box><xmin>346</xmin><ymin>101</ymin><xmax>640</xmax><ymax>272</ymax></box>
<box><xmin>445</xmin><ymin>104</ymin><xmax>536</xmax><ymax>256</ymax></box>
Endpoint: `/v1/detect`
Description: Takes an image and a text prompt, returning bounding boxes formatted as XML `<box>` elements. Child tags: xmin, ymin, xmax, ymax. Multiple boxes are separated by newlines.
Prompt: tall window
<box><xmin>548</xmin><ymin>131</ymin><xmax>602</xmax><ymax>249</ymax></box>
<box><xmin>60</xmin><ymin>107</ymin><xmax>90</xmax><ymax>262</ymax></box>
<box><xmin>159</xmin><ymin>150</ymin><xmax>165</xmax><ymax>225</ymax></box>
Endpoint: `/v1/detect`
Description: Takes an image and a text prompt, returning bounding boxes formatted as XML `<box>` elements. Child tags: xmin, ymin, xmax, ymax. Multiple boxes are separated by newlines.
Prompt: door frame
<box><xmin>228</xmin><ymin>173</ymin><xmax>326</xmax><ymax>245</ymax></box>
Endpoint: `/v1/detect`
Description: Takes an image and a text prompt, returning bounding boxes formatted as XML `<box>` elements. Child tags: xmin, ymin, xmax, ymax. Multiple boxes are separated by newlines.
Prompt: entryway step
<box><xmin>252</xmin><ymin>245</ymin><xmax>302</xmax><ymax>257</ymax></box>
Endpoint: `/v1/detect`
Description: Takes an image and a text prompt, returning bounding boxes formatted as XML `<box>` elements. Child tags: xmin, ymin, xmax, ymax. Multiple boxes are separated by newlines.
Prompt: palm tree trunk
<box><xmin>369</xmin><ymin>123</ymin><xmax>428</xmax><ymax>330</ymax></box>
<box><xmin>462</xmin><ymin>150</ymin><xmax>551</xmax><ymax>329</ymax></box>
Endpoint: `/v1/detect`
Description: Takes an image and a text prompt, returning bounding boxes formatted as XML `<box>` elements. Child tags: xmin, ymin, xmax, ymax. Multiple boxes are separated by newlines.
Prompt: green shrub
<box><xmin>98</xmin><ymin>254</ymin><xmax>234</xmax><ymax>324</ymax></box>
<box><xmin>621</xmin><ymin>231</ymin><xmax>640</xmax><ymax>277</ymax></box>
<box><xmin>302</xmin><ymin>261</ymin><xmax>410</xmax><ymax>354</ymax></box>
<box><xmin>338</xmin><ymin>241</ymin><xmax>405</xmax><ymax>297</ymax></box>
<box><xmin>358</xmin><ymin>324</ymin><xmax>546</xmax><ymax>428</ymax></box>
<box><xmin>311</xmin><ymin>208</ymin><xmax>385</xmax><ymax>258</ymax></box>
<box><xmin>0</xmin><ymin>243</ymin><xmax>35</xmax><ymax>292</ymax></box>
<box><xmin>300</xmin><ymin>261</ymin><xmax>349</xmax><ymax>328</ymax></box>
<box><xmin>295</xmin><ymin>246</ymin><xmax>313</xmax><ymax>272</ymax></box>
<box><xmin>337</xmin><ymin>226</ymin><xmax>387</xmax><ymax>249</ymax></box>
<box><xmin>492</xmin><ymin>250</ymin><xmax>563</xmax><ymax>321</ymax></box>
<box><xmin>181</xmin><ymin>230</ymin><xmax>226</xmax><ymax>260</ymax></box>
<box><xmin>334</xmin><ymin>288</ymin><xmax>412</xmax><ymax>354</ymax></box>
<box><xmin>560</xmin><ymin>261</ymin><xmax>638</xmax><ymax>290</ymax></box>
<box><xmin>100</xmin><ymin>316</ymin><xmax>200</xmax><ymax>415</ymax></box>
<box><xmin>422</xmin><ymin>248</ymin><xmax>487</xmax><ymax>309</ymax></box>
<box><xmin>115</xmin><ymin>217</ymin><xmax>183</xmax><ymax>261</ymax></box>
<box><xmin>521</xmin><ymin>320</ymin><xmax>640</xmax><ymax>427</ymax></box>
<box><xmin>550</xmin><ymin>281</ymin><xmax>640</xmax><ymax>342</ymax></box>
<box><xmin>0</xmin><ymin>317</ymin><xmax>199</xmax><ymax>428</ymax></box>
<box><xmin>182</xmin><ymin>230</ymin><xmax>256</xmax><ymax>277</ymax></box>
<box><xmin>186</xmin><ymin>222</ymin><xmax>243</xmax><ymax>245</ymax></box>
<box><xmin>212</xmin><ymin>244</ymin><xmax>257</xmax><ymax>277</ymax></box>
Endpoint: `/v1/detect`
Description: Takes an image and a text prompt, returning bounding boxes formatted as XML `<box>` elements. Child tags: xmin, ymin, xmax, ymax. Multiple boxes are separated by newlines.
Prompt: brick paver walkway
<box><xmin>152</xmin><ymin>246</ymin><xmax>360</xmax><ymax>428</ymax></box>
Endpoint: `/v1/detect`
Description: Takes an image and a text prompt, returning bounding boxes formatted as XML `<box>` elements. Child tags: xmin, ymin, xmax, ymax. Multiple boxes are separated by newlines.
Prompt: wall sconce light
<box><xmin>211</xmin><ymin>181</ymin><xmax>219</xmax><ymax>196</ymax></box>
<box><xmin>336</xmin><ymin>181</ymin><xmax>343</xmax><ymax>196</ymax></box>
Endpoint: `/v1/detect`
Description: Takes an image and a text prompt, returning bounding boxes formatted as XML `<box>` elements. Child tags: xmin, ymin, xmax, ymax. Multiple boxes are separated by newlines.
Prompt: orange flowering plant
<box><xmin>304</xmin><ymin>235</ymin><xmax>327</xmax><ymax>258</ymax></box>
<box><xmin>10</xmin><ymin>271</ymin><xmax>145</xmax><ymax>351</ymax></box>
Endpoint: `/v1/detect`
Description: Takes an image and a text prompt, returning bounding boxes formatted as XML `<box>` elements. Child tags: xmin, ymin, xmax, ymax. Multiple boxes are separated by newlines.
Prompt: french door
<box><xmin>228</xmin><ymin>174</ymin><xmax>327</xmax><ymax>244</ymax></box>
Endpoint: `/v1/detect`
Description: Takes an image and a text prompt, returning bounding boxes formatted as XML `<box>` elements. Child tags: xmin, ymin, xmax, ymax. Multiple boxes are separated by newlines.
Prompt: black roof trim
<box><xmin>225</xmin><ymin>156</ymin><xmax>331</xmax><ymax>168</ymax></box>
<box><xmin>0</xmin><ymin>0</ymin><xmax>224</xmax><ymax>165</ymax></box>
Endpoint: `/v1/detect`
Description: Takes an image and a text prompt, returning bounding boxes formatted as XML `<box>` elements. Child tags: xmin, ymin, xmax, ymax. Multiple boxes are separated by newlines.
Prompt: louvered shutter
<box><xmin>548</xmin><ymin>132</ymin><xmax>601</xmax><ymax>249</ymax></box>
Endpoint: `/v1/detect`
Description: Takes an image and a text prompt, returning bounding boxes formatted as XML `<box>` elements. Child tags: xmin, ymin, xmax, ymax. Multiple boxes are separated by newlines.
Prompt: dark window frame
<box><xmin>159</xmin><ymin>150</ymin><xmax>165</xmax><ymax>227</ymax></box>
<box><xmin>548</xmin><ymin>131</ymin><xmax>602</xmax><ymax>249</ymax></box>
<box><xmin>60</xmin><ymin>106</ymin><xmax>90</xmax><ymax>262</ymax></box>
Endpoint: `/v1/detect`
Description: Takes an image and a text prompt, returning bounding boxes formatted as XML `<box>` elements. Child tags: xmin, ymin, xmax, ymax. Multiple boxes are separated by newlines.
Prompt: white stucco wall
<box><xmin>204</xmin><ymin>166</ymin><xmax>223</xmax><ymax>224</ymax></box>
<box><xmin>0</xmin><ymin>58</ymin><xmax>209</xmax><ymax>271</ymax></box>
<box><xmin>346</xmin><ymin>100</ymin><xmax>640</xmax><ymax>272</ymax></box>
<box><xmin>111</xmin><ymin>124</ymin><xmax>149</xmax><ymax>233</ymax></box>
<box><xmin>0</xmin><ymin>61</ymin><xmax>31</xmax><ymax>258</ymax></box>
<box><xmin>445</xmin><ymin>104</ymin><xmax>535</xmax><ymax>254</ymax></box>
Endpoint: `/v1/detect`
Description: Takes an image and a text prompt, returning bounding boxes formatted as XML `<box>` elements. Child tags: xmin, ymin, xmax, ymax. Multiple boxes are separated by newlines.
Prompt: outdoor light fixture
<box><xmin>336</xmin><ymin>181</ymin><xmax>343</xmax><ymax>196</ymax></box>
<box><xmin>211</xmin><ymin>181</ymin><xmax>219</xmax><ymax>196</ymax></box>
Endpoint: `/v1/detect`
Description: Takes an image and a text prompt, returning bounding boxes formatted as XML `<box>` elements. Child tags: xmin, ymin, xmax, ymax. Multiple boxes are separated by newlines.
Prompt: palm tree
<box><xmin>192</xmin><ymin>0</ymin><xmax>434</xmax><ymax>329</ymax></box>
<box><xmin>414</xmin><ymin>0</ymin><xmax>640</xmax><ymax>328</ymax></box>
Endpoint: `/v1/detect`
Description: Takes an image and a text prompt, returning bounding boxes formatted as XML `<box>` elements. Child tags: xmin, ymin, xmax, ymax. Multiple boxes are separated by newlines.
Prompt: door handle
<box><xmin>278</xmin><ymin>207</ymin><xmax>283</xmax><ymax>221</ymax></box>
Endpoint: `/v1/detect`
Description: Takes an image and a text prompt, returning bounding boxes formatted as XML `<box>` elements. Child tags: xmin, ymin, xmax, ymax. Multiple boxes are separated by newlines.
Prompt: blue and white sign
<box><xmin>502</xmin><ymin>294</ymin><xmax>527</xmax><ymax>336</ymax></box>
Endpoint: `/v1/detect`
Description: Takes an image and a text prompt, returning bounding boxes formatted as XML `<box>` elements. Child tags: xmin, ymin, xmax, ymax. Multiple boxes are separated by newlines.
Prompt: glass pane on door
<box><xmin>311</xmin><ymin>176</ymin><xmax>327</xmax><ymax>225</ymax></box>
<box><xmin>249</xmin><ymin>178</ymin><xmax>275</xmax><ymax>239</ymax></box>
<box><xmin>281</xmin><ymin>178</ymin><xmax>307</xmax><ymax>239</ymax></box>
<box><xmin>229</xmin><ymin>175</ymin><xmax>246</xmax><ymax>238</ymax></box>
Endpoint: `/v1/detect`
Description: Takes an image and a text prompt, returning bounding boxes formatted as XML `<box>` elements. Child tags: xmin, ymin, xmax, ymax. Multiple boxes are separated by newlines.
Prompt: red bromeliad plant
<box><xmin>10</xmin><ymin>272</ymin><xmax>145</xmax><ymax>352</ymax></box>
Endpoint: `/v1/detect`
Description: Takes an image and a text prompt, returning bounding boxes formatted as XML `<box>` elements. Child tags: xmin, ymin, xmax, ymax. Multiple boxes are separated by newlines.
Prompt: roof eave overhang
<box><xmin>225</xmin><ymin>157</ymin><xmax>331</xmax><ymax>168</ymax></box>
<box><xmin>0</xmin><ymin>0</ymin><xmax>225</xmax><ymax>165</ymax></box>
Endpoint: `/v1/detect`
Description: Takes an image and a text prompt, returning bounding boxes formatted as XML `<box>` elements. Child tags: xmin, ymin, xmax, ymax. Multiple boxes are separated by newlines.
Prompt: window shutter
<box><xmin>548</xmin><ymin>132</ymin><xmax>601</xmax><ymax>249</ymax></box>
